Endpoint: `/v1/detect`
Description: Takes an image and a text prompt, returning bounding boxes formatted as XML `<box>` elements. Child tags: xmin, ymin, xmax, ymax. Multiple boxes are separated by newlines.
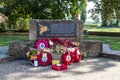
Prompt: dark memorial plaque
<box><xmin>29</xmin><ymin>20</ymin><xmax>83</xmax><ymax>41</ymax></box>
<box><xmin>36</xmin><ymin>21</ymin><xmax>77</xmax><ymax>38</ymax></box>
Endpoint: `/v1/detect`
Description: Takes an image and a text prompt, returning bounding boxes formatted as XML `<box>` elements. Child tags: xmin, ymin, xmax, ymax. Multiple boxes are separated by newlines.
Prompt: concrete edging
<box><xmin>101</xmin><ymin>44</ymin><xmax>120</xmax><ymax>60</ymax></box>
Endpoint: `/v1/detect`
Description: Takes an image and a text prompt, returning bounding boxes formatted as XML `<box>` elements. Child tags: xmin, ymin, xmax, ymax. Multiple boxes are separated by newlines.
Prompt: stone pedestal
<box><xmin>9</xmin><ymin>40</ymin><xmax>102</xmax><ymax>59</ymax></box>
<box><xmin>79</xmin><ymin>40</ymin><xmax>103</xmax><ymax>57</ymax></box>
<box><xmin>9</xmin><ymin>20</ymin><xmax>102</xmax><ymax>59</ymax></box>
<box><xmin>9</xmin><ymin>41</ymin><xmax>35</xmax><ymax>59</ymax></box>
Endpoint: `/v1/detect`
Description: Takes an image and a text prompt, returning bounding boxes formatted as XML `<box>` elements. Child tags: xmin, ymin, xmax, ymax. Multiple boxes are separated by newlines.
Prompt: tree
<box><xmin>80</xmin><ymin>0</ymin><xmax>87</xmax><ymax>23</ymax></box>
<box><xmin>88</xmin><ymin>0</ymin><xmax>120</xmax><ymax>27</ymax></box>
<box><xmin>1</xmin><ymin>0</ymin><xmax>87</xmax><ymax>30</ymax></box>
<box><xmin>113</xmin><ymin>0</ymin><xmax>120</xmax><ymax>27</ymax></box>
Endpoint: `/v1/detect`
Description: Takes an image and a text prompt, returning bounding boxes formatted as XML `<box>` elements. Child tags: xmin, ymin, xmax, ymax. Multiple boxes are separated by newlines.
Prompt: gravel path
<box><xmin>0</xmin><ymin>58</ymin><xmax>120</xmax><ymax>80</ymax></box>
<box><xmin>0</xmin><ymin>45</ymin><xmax>120</xmax><ymax>80</ymax></box>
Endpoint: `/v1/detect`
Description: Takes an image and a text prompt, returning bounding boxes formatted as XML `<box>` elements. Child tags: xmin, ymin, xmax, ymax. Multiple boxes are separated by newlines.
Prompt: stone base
<box><xmin>101</xmin><ymin>44</ymin><xmax>120</xmax><ymax>60</ymax></box>
<box><xmin>9</xmin><ymin>40</ymin><xmax>36</xmax><ymax>59</ymax></box>
<box><xmin>101</xmin><ymin>53</ymin><xmax>120</xmax><ymax>60</ymax></box>
<box><xmin>79</xmin><ymin>40</ymin><xmax>103</xmax><ymax>57</ymax></box>
<box><xmin>9</xmin><ymin>40</ymin><xmax>103</xmax><ymax>59</ymax></box>
<box><xmin>0</xmin><ymin>56</ymin><xmax>14</xmax><ymax>63</ymax></box>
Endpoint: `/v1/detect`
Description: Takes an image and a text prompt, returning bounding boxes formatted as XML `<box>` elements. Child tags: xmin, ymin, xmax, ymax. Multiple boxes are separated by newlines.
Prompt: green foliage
<box><xmin>16</xmin><ymin>17</ymin><xmax>31</xmax><ymax>30</ymax></box>
<box><xmin>0</xmin><ymin>22</ymin><xmax>8</xmax><ymax>31</ymax></box>
<box><xmin>1</xmin><ymin>0</ymin><xmax>87</xmax><ymax>30</ymax></box>
<box><xmin>89</xmin><ymin>0</ymin><xmax>120</xmax><ymax>27</ymax></box>
<box><xmin>27</xmin><ymin>49</ymin><xmax>37</xmax><ymax>58</ymax></box>
<box><xmin>80</xmin><ymin>0</ymin><xmax>87</xmax><ymax>22</ymax></box>
<box><xmin>2</xmin><ymin>0</ymin><xmax>32</xmax><ymax>30</ymax></box>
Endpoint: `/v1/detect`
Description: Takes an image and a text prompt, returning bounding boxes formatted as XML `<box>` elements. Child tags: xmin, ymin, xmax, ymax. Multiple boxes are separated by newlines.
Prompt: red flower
<box><xmin>50</xmin><ymin>38</ymin><xmax>63</xmax><ymax>45</ymax></box>
<box><xmin>35</xmin><ymin>39</ymin><xmax>50</xmax><ymax>49</ymax></box>
<box><xmin>73</xmin><ymin>48</ymin><xmax>82</xmax><ymax>62</ymax></box>
<box><xmin>61</xmin><ymin>51</ymin><xmax>75</xmax><ymax>65</ymax></box>
<box><xmin>64</xmin><ymin>39</ymin><xmax>74</xmax><ymax>47</ymax></box>
<box><xmin>52</xmin><ymin>64</ymin><xmax>68</xmax><ymax>71</ymax></box>
<box><xmin>38</xmin><ymin>52</ymin><xmax>52</xmax><ymax>66</ymax></box>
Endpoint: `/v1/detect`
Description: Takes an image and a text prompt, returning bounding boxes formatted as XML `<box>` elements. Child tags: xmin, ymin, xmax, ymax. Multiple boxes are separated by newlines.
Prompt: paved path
<box><xmin>0</xmin><ymin>45</ymin><xmax>120</xmax><ymax>80</ymax></box>
<box><xmin>1</xmin><ymin>44</ymin><xmax>120</xmax><ymax>60</ymax></box>
<box><xmin>102</xmin><ymin>44</ymin><xmax>120</xmax><ymax>55</ymax></box>
<box><xmin>0</xmin><ymin>46</ymin><xmax>14</xmax><ymax>62</ymax></box>
<box><xmin>0</xmin><ymin>58</ymin><xmax>120</xmax><ymax>80</ymax></box>
<box><xmin>102</xmin><ymin>44</ymin><xmax>120</xmax><ymax>59</ymax></box>
<box><xmin>0</xmin><ymin>46</ymin><xmax>9</xmax><ymax>59</ymax></box>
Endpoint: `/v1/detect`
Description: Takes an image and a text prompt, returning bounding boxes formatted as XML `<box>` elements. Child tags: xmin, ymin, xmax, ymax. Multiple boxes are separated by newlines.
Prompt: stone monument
<box><xmin>29</xmin><ymin>19</ymin><xmax>83</xmax><ymax>41</ymax></box>
<box><xmin>9</xmin><ymin>19</ymin><xmax>102</xmax><ymax>59</ymax></box>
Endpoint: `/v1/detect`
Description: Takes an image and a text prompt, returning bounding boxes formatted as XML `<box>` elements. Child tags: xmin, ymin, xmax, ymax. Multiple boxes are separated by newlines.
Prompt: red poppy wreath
<box><xmin>38</xmin><ymin>52</ymin><xmax>52</xmax><ymax>66</ymax></box>
<box><xmin>73</xmin><ymin>48</ymin><xmax>82</xmax><ymax>62</ymax></box>
<box><xmin>52</xmin><ymin>64</ymin><xmax>68</xmax><ymax>71</ymax></box>
<box><xmin>35</xmin><ymin>39</ymin><xmax>49</xmax><ymax>50</ymax></box>
<box><xmin>61</xmin><ymin>51</ymin><xmax>75</xmax><ymax>65</ymax></box>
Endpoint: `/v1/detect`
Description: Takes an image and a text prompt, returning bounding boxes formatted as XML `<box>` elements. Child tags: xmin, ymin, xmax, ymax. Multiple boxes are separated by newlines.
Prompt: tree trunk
<box><xmin>101</xmin><ymin>18</ymin><xmax>108</xmax><ymax>27</ymax></box>
<box><xmin>115</xmin><ymin>19</ymin><xmax>119</xmax><ymax>27</ymax></box>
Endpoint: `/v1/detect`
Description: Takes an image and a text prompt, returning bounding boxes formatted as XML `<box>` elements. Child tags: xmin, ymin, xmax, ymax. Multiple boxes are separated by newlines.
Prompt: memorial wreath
<box><xmin>26</xmin><ymin>38</ymin><xmax>82</xmax><ymax>71</ymax></box>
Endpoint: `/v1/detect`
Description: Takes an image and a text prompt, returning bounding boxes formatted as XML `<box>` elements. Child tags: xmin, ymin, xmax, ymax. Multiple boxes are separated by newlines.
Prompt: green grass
<box><xmin>84</xmin><ymin>36</ymin><xmax>120</xmax><ymax>50</ymax></box>
<box><xmin>87</xmin><ymin>27</ymin><xmax>120</xmax><ymax>32</ymax></box>
<box><xmin>84</xmin><ymin>24</ymin><xmax>120</xmax><ymax>50</ymax></box>
<box><xmin>0</xmin><ymin>33</ymin><xmax>120</xmax><ymax>50</ymax></box>
<box><xmin>0</xmin><ymin>33</ymin><xmax>29</xmax><ymax>46</ymax></box>
<box><xmin>84</xmin><ymin>24</ymin><xmax>120</xmax><ymax>32</ymax></box>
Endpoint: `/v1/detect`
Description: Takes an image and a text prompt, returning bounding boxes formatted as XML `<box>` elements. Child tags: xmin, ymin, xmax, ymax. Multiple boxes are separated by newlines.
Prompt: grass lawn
<box><xmin>87</xmin><ymin>27</ymin><xmax>120</xmax><ymax>32</ymax></box>
<box><xmin>0</xmin><ymin>33</ymin><xmax>120</xmax><ymax>50</ymax></box>
<box><xmin>84</xmin><ymin>24</ymin><xmax>120</xmax><ymax>50</ymax></box>
<box><xmin>0</xmin><ymin>33</ymin><xmax>29</xmax><ymax>46</ymax></box>
<box><xmin>84</xmin><ymin>24</ymin><xmax>120</xmax><ymax>32</ymax></box>
<box><xmin>84</xmin><ymin>35</ymin><xmax>120</xmax><ymax>50</ymax></box>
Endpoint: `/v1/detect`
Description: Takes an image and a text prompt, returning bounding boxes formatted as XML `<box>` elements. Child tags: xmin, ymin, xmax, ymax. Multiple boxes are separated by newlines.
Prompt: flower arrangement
<box><xmin>26</xmin><ymin>38</ymin><xmax>81</xmax><ymax>58</ymax></box>
<box><xmin>26</xmin><ymin>48</ymin><xmax>40</xmax><ymax>66</ymax></box>
<box><xmin>26</xmin><ymin>37</ymin><xmax>82</xmax><ymax>69</ymax></box>
<box><xmin>26</xmin><ymin>48</ymin><xmax>37</xmax><ymax>59</ymax></box>
<box><xmin>50</xmin><ymin>38</ymin><xmax>80</xmax><ymax>54</ymax></box>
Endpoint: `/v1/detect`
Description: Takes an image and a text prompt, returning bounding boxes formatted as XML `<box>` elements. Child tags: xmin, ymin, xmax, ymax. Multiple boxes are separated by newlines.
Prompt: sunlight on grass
<box><xmin>0</xmin><ymin>33</ymin><xmax>120</xmax><ymax>50</ymax></box>
<box><xmin>0</xmin><ymin>34</ymin><xmax>29</xmax><ymax>46</ymax></box>
<box><xmin>87</xmin><ymin>28</ymin><xmax>120</xmax><ymax>32</ymax></box>
<box><xmin>84</xmin><ymin>36</ymin><xmax>120</xmax><ymax>50</ymax></box>
<box><xmin>84</xmin><ymin>24</ymin><xmax>120</xmax><ymax>32</ymax></box>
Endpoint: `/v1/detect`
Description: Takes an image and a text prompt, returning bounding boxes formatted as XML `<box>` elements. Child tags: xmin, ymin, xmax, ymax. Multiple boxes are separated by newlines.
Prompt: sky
<box><xmin>86</xmin><ymin>1</ymin><xmax>95</xmax><ymax>23</ymax></box>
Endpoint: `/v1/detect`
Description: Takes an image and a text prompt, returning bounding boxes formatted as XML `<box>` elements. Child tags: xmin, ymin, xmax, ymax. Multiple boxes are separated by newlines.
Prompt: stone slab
<box><xmin>0</xmin><ymin>46</ymin><xmax>14</xmax><ymax>63</ymax></box>
<box><xmin>101</xmin><ymin>44</ymin><xmax>120</xmax><ymax>60</ymax></box>
<box><xmin>29</xmin><ymin>20</ymin><xmax>83</xmax><ymax>41</ymax></box>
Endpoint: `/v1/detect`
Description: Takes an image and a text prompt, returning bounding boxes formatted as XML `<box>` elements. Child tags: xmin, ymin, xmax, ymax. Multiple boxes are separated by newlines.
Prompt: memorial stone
<box><xmin>9</xmin><ymin>19</ymin><xmax>102</xmax><ymax>59</ymax></box>
<box><xmin>29</xmin><ymin>20</ymin><xmax>83</xmax><ymax>41</ymax></box>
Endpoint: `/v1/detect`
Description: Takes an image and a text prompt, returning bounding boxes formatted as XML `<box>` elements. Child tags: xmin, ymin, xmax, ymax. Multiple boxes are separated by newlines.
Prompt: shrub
<box><xmin>16</xmin><ymin>17</ymin><xmax>31</xmax><ymax>31</ymax></box>
<box><xmin>0</xmin><ymin>22</ymin><xmax>8</xmax><ymax>32</ymax></box>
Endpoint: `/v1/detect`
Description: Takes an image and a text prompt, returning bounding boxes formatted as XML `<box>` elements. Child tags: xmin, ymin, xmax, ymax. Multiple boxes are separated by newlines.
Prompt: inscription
<box><xmin>50</xmin><ymin>23</ymin><xmax>75</xmax><ymax>34</ymax></box>
<box><xmin>36</xmin><ymin>22</ymin><xmax>77</xmax><ymax>38</ymax></box>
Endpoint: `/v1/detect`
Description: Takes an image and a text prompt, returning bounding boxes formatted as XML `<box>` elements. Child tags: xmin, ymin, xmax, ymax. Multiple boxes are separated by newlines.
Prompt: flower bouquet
<box><xmin>26</xmin><ymin>48</ymin><xmax>40</xmax><ymax>66</ymax></box>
